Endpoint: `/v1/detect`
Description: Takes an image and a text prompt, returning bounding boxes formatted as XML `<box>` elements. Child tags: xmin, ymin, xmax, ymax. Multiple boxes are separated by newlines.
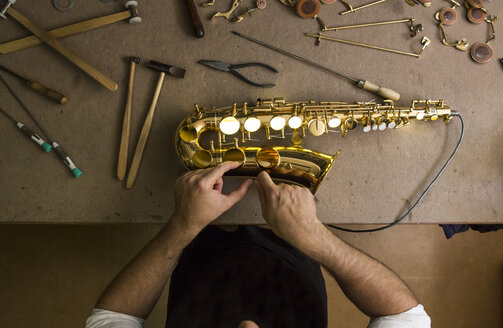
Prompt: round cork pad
<box><xmin>439</xmin><ymin>7</ymin><xmax>457</xmax><ymax>25</ymax></box>
<box><xmin>467</xmin><ymin>0</ymin><xmax>483</xmax><ymax>9</ymax></box>
<box><xmin>467</xmin><ymin>7</ymin><xmax>486</xmax><ymax>24</ymax></box>
<box><xmin>296</xmin><ymin>0</ymin><xmax>320</xmax><ymax>19</ymax></box>
<box><xmin>471</xmin><ymin>42</ymin><xmax>493</xmax><ymax>64</ymax></box>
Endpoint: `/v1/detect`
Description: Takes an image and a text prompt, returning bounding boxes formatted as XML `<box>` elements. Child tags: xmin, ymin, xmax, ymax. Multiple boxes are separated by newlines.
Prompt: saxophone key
<box><xmin>256</xmin><ymin>147</ymin><xmax>280</xmax><ymax>168</ymax></box>
<box><xmin>193</xmin><ymin>150</ymin><xmax>213</xmax><ymax>168</ymax></box>
<box><xmin>308</xmin><ymin>119</ymin><xmax>326</xmax><ymax>136</ymax></box>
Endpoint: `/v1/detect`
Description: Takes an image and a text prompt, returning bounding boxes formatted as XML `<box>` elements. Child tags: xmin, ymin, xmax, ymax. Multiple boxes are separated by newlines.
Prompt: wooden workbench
<box><xmin>0</xmin><ymin>0</ymin><xmax>501</xmax><ymax>224</ymax></box>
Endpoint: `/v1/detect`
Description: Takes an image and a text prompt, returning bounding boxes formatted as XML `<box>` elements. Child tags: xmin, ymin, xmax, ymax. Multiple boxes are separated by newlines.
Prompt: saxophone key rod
<box><xmin>231</xmin><ymin>31</ymin><xmax>400</xmax><ymax>101</ymax></box>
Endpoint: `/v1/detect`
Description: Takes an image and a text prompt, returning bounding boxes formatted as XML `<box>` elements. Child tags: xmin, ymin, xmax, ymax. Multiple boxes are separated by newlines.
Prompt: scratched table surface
<box><xmin>0</xmin><ymin>0</ymin><xmax>501</xmax><ymax>224</ymax></box>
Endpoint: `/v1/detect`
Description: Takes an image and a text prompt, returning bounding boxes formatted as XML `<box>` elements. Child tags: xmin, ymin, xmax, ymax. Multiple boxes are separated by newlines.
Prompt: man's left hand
<box><xmin>171</xmin><ymin>162</ymin><xmax>252</xmax><ymax>236</ymax></box>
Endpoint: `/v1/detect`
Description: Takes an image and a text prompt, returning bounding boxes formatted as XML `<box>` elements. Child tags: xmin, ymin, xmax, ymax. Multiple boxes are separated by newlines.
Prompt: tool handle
<box><xmin>358</xmin><ymin>80</ymin><xmax>400</xmax><ymax>101</ymax></box>
<box><xmin>52</xmin><ymin>142</ymin><xmax>83</xmax><ymax>178</ymax></box>
<box><xmin>117</xmin><ymin>62</ymin><xmax>136</xmax><ymax>180</ymax></box>
<box><xmin>126</xmin><ymin>73</ymin><xmax>165</xmax><ymax>189</ymax></box>
<box><xmin>7</xmin><ymin>7</ymin><xmax>118</xmax><ymax>91</ymax></box>
<box><xmin>183</xmin><ymin>0</ymin><xmax>204</xmax><ymax>38</ymax></box>
<box><xmin>17</xmin><ymin>123</ymin><xmax>53</xmax><ymax>152</ymax></box>
<box><xmin>28</xmin><ymin>80</ymin><xmax>68</xmax><ymax>104</ymax></box>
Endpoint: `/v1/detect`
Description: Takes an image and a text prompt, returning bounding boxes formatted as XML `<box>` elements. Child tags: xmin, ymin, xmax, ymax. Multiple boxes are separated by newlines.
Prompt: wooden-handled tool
<box><xmin>357</xmin><ymin>80</ymin><xmax>400</xmax><ymax>102</ymax></box>
<box><xmin>117</xmin><ymin>56</ymin><xmax>140</xmax><ymax>181</ymax></box>
<box><xmin>0</xmin><ymin>10</ymin><xmax>130</xmax><ymax>55</ymax></box>
<box><xmin>232</xmin><ymin>31</ymin><xmax>401</xmax><ymax>101</ymax></box>
<box><xmin>0</xmin><ymin>64</ymin><xmax>67</xmax><ymax>104</ymax></box>
<box><xmin>184</xmin><ymin>0</ymin><xmax>205</xmax><ymax>38</ymax></box>
<box><xmin>126</xmin><ymin>61</ymin><xmax>185</xmax><ymax>189</ymax></box>
<box><xmin>5</xmin><ymin>6</ymin><xmax>118</xmax><ymax>91</ymax></box>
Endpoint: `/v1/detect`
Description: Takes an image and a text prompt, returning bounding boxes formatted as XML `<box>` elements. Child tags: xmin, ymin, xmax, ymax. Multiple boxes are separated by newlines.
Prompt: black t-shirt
<box><xmin>165</xmin><ymin>226</ymin><xmax>328</xmax><ymax>328</ymax></box>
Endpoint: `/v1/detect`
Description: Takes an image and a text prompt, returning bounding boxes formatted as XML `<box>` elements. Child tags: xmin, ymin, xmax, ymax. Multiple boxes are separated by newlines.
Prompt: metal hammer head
<box><xmin>0</xmin><ymin>0</ymin><xmax>16</xmax><ymax>19</ymax></box>
<box><xmin>126</xmin><ymin>56</ymin><xmax>140</xmax><ymax>64</ymax></box>
<box><xmin>148</xmin><ymin>60</ymin><xmax>185</xmax><ymax>79</ymax></box>
<box><xmin>124</xmin><ymin>0</ymin><xmax>142</xmax><ymax>24</ymax></box>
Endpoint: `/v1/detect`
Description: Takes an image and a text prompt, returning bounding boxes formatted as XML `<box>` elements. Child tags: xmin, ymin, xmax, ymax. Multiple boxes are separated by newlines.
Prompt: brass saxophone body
<box><xmin>175</xmin><ymin>98</ymin><xmax>452</xmax><ymax>193</ymax></box>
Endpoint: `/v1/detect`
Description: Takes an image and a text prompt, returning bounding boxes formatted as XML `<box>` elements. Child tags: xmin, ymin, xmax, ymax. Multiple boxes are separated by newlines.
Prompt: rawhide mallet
<box><xmin>126</xmin><ymin>60</ymin><xmax>185</xmax><ymax>189</ymax></box>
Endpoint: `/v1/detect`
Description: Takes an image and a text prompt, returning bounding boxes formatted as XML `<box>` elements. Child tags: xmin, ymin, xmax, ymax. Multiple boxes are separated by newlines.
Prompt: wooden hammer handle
<box><xmin>7</xmin><ymin>7</ymin><xmax>118</xmax><ymax>91</ymax></box>
<box><xmin>0</xmin><ymin>11</ymin><xmax>130</xmax><ymax>55</ymax></box>
<box><xmin>117</xmin><ymin>61</ymin><xmax>136</xmax><ymax>181</ymax></box>
<box><xmin>184</xmin><ymin>0</ymin><xmax>204</xmax><ymax>38</ymax></box>
<box><xmin>126</xmin><ymin>73</ymin><xmax>166</xmax><ymax>189</ymax></box>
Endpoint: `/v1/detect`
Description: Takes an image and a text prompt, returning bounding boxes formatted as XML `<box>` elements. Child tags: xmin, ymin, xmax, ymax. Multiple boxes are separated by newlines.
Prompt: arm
<box><xmin>94</xmin><ymin>162</ymin><xmax>252</xmax><ymax>319</ymax></box>
<box><xmin>255</xmin><ymin>172</ymin><xmax>418</xmax><ymax>317</ymax></box>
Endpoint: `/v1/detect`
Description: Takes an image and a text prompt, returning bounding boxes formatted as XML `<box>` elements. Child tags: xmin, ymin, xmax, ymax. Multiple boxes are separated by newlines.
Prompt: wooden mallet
<box><xmin>2</xmin><ymin>0</ymin><xmax>118</xmax><ymax>91</ymax></box>
<box><xmin>126</xmin><ymin>60</ymin><xmax>185</xmax><ymax>189</ymax></box>
<box><xmin>117</xmin><ymin>56</ymin><xmax>140</xmax><ymax>181</ymax></box>
<box><xmin>0</xmin><ymin>1</ymin><xmax>142</xmax><ymax>55</ymax></box>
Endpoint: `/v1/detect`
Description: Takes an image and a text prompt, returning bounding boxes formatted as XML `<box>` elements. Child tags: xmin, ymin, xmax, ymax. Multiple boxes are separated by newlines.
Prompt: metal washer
<box><xmin>53</xmin><ymin>0</ymin><xmax>74</xmax><ymax>11</ymax></box>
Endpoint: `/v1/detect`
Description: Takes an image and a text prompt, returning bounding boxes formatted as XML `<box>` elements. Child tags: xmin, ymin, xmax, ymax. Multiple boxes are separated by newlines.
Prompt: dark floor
<box><xmin>0</xmin><ymin>224</ymin><xmax>501</xmax><ymax>328</ymax></box>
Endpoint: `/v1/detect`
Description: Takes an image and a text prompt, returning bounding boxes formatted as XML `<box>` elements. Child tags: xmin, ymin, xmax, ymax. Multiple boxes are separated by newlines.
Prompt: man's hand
<box><xmin>255</xmin><ymin>171</ymin><xmax>326</xmax><ymax>253</ymax></box>
<box><xmin>172</xmin><ymin>162</ymin><xmax>253</xmax><ymax>236</ymax></box>
<box><xmin>256</xmin><ymin>171</ymin><xmax>420</xmax><ymax>318</ymax></box>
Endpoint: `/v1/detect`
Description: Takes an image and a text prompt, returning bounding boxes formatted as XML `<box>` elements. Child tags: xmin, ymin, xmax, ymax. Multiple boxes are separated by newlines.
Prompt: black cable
<box><xmin>0</xmin><ymin>73</ymin><xmax>53</xmax><ymax>142</ymax></box>
<box><xmin>0</xmin><ymin>106</ymin><xmax>17</xmax><ymax>123</ymax></box>
<box><xmin>328</xmin><ymin>113</ymin><xmax>465</xmax><ymax>233</ymax></box>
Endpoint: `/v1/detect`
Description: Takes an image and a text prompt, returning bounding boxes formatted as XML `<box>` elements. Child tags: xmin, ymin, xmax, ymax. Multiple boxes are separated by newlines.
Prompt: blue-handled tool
<box><xmin>198</xmin><ymin>60</ymin><xmax>278</xmax><ymax>88</ymax></box>
<box><xmin>0</xmin><ymin>107</ymin><xmax>52</xmax><ymax>152</ymax></box>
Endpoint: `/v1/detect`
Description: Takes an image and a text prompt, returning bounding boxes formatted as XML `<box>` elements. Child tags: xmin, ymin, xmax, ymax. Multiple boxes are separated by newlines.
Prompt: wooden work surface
<box><xmin>0</xmin><ymin>1</ymin><xmax>501</xmax><ymax>224</ymax></box>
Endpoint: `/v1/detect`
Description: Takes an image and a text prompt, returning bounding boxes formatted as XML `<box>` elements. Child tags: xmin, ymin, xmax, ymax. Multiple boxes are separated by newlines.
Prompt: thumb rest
<box><xmin>175</xmin><ymin>98</ymin><xmax>453</xmax><ymax>193</ymax></box>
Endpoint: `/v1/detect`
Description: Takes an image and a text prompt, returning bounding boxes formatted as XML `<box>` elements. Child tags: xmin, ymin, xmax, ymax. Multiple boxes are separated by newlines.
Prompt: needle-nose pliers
<box><xmin>198</xmin><ymin>60</ymin><xmax>278</xmax><ymax>88</ymax></box>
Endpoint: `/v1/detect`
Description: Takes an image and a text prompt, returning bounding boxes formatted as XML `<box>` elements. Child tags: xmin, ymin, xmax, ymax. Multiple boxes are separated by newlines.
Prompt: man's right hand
<box><xmin>255</xmin><ymin>171</ymin><xmax>328</xmax><ymax>253</ymax></box>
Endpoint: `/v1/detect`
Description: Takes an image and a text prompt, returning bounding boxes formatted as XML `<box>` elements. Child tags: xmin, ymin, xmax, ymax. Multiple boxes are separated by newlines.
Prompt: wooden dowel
<box><xmin>0</xmin><ymin>11</ymin><xmax>130</xmax><ymax>55</ymax></box>
<box><xmin>6</xmin><ymin>7</ymin><xmax>118</xmax><ymax>91</ymax></box>
<box><xmin>117</xmin><ymin>61</ymin><xmax>136</xmax><ymax>180</ymax></box>
<box><xmin>126</xmin><ymin>73</ymin><xmax>166</xmax><ymax>189</ymax></box>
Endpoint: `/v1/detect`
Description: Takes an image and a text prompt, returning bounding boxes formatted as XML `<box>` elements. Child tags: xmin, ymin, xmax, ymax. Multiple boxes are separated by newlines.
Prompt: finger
<box><xmin>204</xmin><ymin>161</ymin><xmax>240</xmax><ymax>183</ymax></box>
<box><xmin>257</xmin><ymin>171</ymin><xmax>277</xmax><ymax>192</ymax></box>
<box><xmin>255</xmin><ymin>180</ymin><xmax>267</xmax><ymax>211</ymax></box>
<box><xmin>255</xmin><ymin>180</ymin><xmax>264</xmax><ymax>198</ymax></box>
<box><xmin>224</xmin><ymin>179</ymin><xmax>252</xmax><ymax>207</ymax></box>
<box><xmin>213</xmin><ymin>177</ymin><xmax>223</xmax><ymax>192</ymax></box>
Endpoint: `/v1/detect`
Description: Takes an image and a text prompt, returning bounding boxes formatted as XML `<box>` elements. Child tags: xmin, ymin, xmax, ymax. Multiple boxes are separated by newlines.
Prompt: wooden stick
<box><xmin>6</xmin><ymin>7</ymin><xmax>118</xmax><ymax>91</ymax></box>
<box><xmin>0</xmin><ymin>11</ymin><xmax>130</xmax><ymax>55</ymax></box>
<box><xmin>126</xmin><ymin>73</ymin><xmax>166</xmax><ymax>189</ymax></box>
<box><xmin>117</xmin><ymin>61</ymin><xmax>136</xmax><ymax>180</ymax></box>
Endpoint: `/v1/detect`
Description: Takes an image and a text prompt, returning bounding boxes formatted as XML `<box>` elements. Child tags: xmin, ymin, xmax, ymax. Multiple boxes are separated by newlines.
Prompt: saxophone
<box><xmin>175</xmin><ymin>98</ymin><xmax>453</xmax><ymax>193</ymax></box>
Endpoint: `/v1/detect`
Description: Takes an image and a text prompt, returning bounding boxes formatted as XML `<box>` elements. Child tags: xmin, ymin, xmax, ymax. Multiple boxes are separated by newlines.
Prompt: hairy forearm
<box><xmin>95</xmin><ymin>217</ymin><xmax>196</xmax><ymax>319</ymax></box>
<box><xmin>299</xmin><ymin>224</ymin><xmax>418</xmax><ymax>317</ymax></box>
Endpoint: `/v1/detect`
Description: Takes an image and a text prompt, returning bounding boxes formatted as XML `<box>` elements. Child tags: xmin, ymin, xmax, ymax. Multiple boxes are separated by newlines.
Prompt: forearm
<box><xmin>95</xmin><ymin>217</ymin><xmax>197</xmax><ymax>319</ymax></box>
<box><xmin>298</xmin><ymin>224</ymin><xmax>418</xmax><ymax>317</ymax></box>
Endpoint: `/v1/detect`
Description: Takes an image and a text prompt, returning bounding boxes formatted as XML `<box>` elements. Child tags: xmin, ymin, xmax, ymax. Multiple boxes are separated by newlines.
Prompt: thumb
<box><xmin>257</xmin><ymin>171</ymin><xmax>277</xmax><ymax>192</ymax></box>
<box><xmin>224</xmin><ymin>179</ymin><xmax>253</xmax><ymax>208</ymax></box>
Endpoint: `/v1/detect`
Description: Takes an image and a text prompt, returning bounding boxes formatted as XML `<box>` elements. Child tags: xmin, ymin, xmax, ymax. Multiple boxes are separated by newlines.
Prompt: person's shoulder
<box><xmin>86</xmin><ymin>308</ymin><xmax>144</xmax><ymax>328</ymax></box>
<box><xmin>367</xmin><ymin>304</ymin><xmax>431</xmax><ymax>328</ymax></box>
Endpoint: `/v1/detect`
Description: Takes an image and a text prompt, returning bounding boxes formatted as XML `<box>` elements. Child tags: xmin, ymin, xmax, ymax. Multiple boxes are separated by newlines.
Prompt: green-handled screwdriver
<box><xmin>0</xmin><ymin>64</ymin><xmax>68</xmax><ymax>104</ymax></box>
<box><xmin>0</xmin><ymin>107</ymin><xmax>53</xmax><ymax>152</ymax></box>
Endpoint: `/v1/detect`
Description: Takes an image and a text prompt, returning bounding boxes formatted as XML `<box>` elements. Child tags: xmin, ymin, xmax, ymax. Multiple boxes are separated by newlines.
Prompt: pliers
<box><xmin>198</xmin><ymin>60</ymin><xmax>278</xmax><ymax>88</ymax></box>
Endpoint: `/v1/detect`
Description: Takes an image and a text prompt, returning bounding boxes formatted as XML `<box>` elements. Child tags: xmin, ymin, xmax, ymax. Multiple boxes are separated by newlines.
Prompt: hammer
<box><xmin>1</xmin><ymin>0</ymin><xmax>118</xmax><ymax>91</ymax></box>
<box><xmin>126</xmin><ymin>60</ymin><xmax>185</xmax><ymax>189</ymax></box>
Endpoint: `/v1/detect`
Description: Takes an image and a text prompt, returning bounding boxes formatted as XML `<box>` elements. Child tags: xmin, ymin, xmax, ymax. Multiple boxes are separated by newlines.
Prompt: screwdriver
<box><xmin>0</xmin><ymin>74</ymin><xmax>82</xmax><ymax>178</ymax></box>
<box><xmin>0</xmin><ymin>64</ymin><xmax>68</xmax><ymax>104</ymax></box>
<box><xmin>0</xmin><ymin>106</ymin><xmax>53</xmax><ymax>152</ymax></box>
<box><xmin>231</xmin><ymin>31</ymin><xmax>400</xmax><ymax>101</ymax></box>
